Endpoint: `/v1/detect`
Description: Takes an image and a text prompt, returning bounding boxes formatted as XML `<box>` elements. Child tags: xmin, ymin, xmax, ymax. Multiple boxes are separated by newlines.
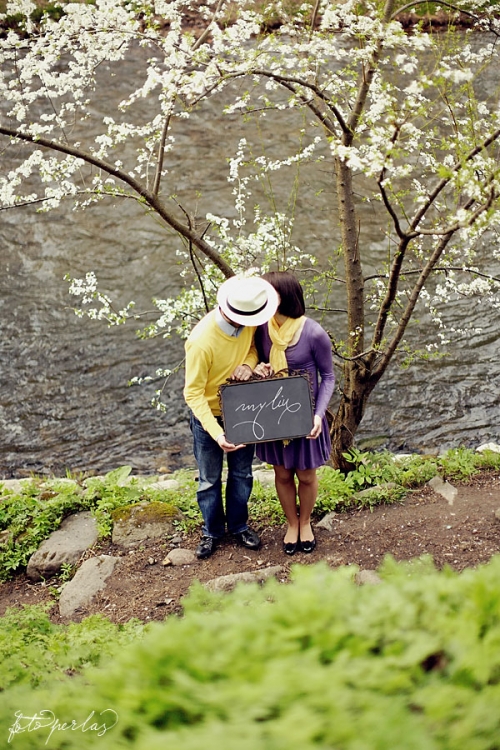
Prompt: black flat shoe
<box><xmin>283</xmin><ymin>541</ymin><xmax>298</xmax><ymax>556</ymax></box>
<box><xmin>300</xmin><ymin>538</ymin><xmax>316</xmax><ymax>554</ymax></box>
<box><xmin>196</xmin><ymin>536</ymin><xmax>217</xmax><ymax>559</ymax></box>
<box><xmin>233</xmin><ymin>528</ymin><xmax>261</xmax><ymax>550</ymax></box>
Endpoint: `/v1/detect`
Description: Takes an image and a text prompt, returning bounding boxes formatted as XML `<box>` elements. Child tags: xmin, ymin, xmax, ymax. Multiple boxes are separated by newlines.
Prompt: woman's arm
<box><xmin>311</xmin><ymin>325</ymin><xmax>335</xmax><ymax>419</ymax></box>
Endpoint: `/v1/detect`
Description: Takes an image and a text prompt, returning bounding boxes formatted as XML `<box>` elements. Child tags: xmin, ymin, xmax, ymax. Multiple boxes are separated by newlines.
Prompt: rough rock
<box><xmin>0</xmin><ymin>479</ymin><xmax>30</xmax><ymax>495</ymax></box>
<box><xmin>164</xmin><ymin>548</ymin><xmax>197</xmax><ymax>566</ymax></box>
<box><xmin>477</xmin><ymin>442</ymin><xmax>500</xmax><ymax>454</ymax></box>
<box><xmin>26</xmin><ymin>512</ymin><xmax>99</xmax><ymax>581</ymax></box>
<box><xmin>355</xmin><ymin>482</ymin><xmax>398</xmax><ymax>500</ymax></box>
<box><xmin>111</xmin><ymin>501</ymin><xmax>183</xmax><ymax>547</ymax></box>
<box><xmin>252</xmin><ymin>469</ymin><xmax>275</xmax><ymax>487</ymax></box>
<box><xmin>0</xmin><ymin>529</ymin><xmax>10</xmax><ymax>545</ymax></box>
<box><xmin>148</xmin><ymin>478</ymin><xmax>181</xmax><ymax>491</ymax></box>
<box><xmin>59</xmin><ymin>555</ymin><xmax>118</xmax><ymax>618</ymax></box>
<box><xmin>316</xmin><ymin>511</ymin><xmax>338</xmax><ymax>531</ymax></box>
<box><xmin>428</xmin><ymin>475</ymin><xmax>458</xmax><ymax>506</ymax></box>
<box><xmin>355</xmin><ymin>569</ymin><xmax>382</xmax><ymax>586</ymax></box>
<box><xmin>204</xmin><ymin>565</ymin><xmax>284</xmax><ymax>592</ymax></box>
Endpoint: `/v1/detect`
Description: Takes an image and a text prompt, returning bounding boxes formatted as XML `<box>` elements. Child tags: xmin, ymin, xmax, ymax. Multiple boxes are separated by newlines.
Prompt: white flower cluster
<box><xmin>1</xmin><ymin>0</ymin><xmax>500</xmax><ymax>374</ymax></box>
<box><xmin>66</xmin><ymin>271</ymin><xmax>136</xmax><ymax>325</ymax></box>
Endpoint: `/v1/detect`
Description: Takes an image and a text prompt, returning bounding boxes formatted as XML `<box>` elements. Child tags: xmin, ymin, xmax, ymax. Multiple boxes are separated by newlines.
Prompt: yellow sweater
<box><xmin>183</xmin><ymin>310</ymin><xmax>259</xmax><ymax>441</ymax></box>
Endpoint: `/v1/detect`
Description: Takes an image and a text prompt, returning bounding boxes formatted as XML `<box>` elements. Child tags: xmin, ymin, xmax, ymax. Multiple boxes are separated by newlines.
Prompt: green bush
<box><xmin>2</xmin><ymin>557</ymin><xmax>500</xmax><ymax>749</ymax></box>
<box><xmin>0</xmin><ymin>604</ymin><xmax>146</xmax><ymax>692</ymax></box>
<box><xmin>0</xmin><ymin>467</ymin><xmax>199</xmax><ymax>580</ymax></box>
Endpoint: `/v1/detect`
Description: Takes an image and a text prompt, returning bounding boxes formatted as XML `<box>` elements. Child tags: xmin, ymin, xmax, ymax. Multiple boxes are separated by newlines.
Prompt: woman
<box><xmin>254</xmin><ymin>271</ymin><xmax>335</xmax><ymax>555</ymax></box>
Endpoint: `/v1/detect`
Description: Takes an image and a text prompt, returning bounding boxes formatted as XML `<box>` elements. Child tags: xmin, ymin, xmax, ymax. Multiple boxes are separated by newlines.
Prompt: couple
<box><xmin>183</xmin><ymin>271</ymin><xmax>335</xmax><ymax>559</ymax></box>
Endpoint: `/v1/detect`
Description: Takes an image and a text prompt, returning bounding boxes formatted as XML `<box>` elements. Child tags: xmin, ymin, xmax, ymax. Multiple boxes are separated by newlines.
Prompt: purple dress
<box><xmin>255</xmin><ymin>318</ymin><xmax>335</xmax><ymax>470</ymax></box>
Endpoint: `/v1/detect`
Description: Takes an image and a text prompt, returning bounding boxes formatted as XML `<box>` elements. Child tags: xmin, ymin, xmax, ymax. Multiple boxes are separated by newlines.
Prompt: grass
<box><xmin>2</xmin><ymin>445</ymin><xmax>500</xmax><ymax>582</ymax></box>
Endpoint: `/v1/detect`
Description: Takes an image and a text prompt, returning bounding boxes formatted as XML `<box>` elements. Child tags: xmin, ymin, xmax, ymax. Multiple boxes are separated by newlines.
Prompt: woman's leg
<box><xmin>273</xmin><ymin>465</ymin><xmax>299</xmax><ymax>543</ymax></box>
<box><xmin>296</xmin><ymin>468</ymin><xmax>318</xmax><ymax>542</ymax></box>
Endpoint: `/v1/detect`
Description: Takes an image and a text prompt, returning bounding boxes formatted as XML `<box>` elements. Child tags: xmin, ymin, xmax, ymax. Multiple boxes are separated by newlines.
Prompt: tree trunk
<box><xmin>329</xmin><ymin>360</ymin><xmax>378</xmax><ymax>472</ymax></box>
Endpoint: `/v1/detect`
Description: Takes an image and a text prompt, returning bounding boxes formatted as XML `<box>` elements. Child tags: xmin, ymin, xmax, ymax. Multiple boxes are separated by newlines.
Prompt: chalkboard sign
<box><xmin>219</xmin><ymin>375</ymin><xmax>314</xmax><ymax>445</ymax></box>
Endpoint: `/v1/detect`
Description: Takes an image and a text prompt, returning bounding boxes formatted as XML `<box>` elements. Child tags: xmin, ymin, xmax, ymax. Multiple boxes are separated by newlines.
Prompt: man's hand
<box><xmin>216</xmin><ymin>434</ymin><xmax>246</xmax><ymax>452</ymax></box>
<box><xmin>231</xmin><ymin>363</ymin><xmax>253</xmax><ymax>381</ymax></box>
<box><xmin>307</xmin><ymin>415</ymin><xmax>322</xmax><ymax>440</ymax></box>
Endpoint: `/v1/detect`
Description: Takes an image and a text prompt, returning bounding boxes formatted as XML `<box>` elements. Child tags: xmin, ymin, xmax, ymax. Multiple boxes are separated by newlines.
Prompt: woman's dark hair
<box><xmin>262</xmin><ymin>271</ymin><xmax>305</xmax><ymax>318</ymax></box>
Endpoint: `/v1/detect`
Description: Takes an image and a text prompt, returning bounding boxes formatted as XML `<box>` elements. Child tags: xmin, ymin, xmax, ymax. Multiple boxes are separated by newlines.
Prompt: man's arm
<box><xmin>183</xmin><ymin>341</ymin><xmax>224</xmax><ymax>442</ymax></box>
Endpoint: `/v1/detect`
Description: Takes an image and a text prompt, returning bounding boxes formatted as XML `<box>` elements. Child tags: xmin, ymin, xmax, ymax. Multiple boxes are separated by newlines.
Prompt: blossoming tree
<box><xmin>1</xmin><ymin>0</ymin><xmax>500</xmax><ymax>468</ymax></box>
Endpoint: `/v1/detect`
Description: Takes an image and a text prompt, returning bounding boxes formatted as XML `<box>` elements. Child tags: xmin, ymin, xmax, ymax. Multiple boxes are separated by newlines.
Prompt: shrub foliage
<box><xmin>2</xmin><ymin>557</ymin><xmax>500</xmax><ymax>748</ymax></box>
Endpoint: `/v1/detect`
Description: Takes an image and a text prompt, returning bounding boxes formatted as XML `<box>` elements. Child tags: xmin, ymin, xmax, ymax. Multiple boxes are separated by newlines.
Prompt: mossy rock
<box><xmin>111</xmin><ymin>501</ymin><xmax>183</xmax><ymax>547</ymax></box>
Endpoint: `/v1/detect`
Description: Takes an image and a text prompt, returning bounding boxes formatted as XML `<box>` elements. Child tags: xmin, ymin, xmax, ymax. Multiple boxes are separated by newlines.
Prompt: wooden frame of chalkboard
<box><xmin>219</xmin><ymin>374</ymin><xmax>314</xmax><ymax>445</ymax></box>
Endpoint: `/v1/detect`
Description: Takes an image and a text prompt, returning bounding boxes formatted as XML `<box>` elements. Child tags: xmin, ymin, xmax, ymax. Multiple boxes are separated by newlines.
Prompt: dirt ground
<box><xmin>2</xmin><ymin>472</ymin><xmax>500</xmax><ymax>624</ymax></box>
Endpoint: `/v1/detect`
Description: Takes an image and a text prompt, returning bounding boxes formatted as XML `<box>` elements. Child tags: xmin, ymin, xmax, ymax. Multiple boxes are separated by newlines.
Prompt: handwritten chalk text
<box><xmin>232</xmin><ymin>385</ymin><xmax>302</xmax><ymax>439</ymax></box>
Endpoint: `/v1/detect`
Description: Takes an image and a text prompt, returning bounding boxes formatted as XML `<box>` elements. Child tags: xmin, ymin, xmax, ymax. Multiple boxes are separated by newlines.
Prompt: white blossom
<box><xmin>0</xmin><ymin>0</ymin><xmax>499</xmax><ymax>385</ymax></box>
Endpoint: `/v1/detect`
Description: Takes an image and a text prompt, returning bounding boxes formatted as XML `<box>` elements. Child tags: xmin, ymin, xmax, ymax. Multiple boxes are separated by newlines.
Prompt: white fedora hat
<box><xmin>217</xmin><ymin>276</ymin><xmax>279</xmax><ymax>327</ymax></box>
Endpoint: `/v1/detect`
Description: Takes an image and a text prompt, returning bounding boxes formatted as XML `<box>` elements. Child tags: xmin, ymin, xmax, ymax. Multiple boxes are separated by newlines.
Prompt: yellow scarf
<box><xmin>268</xmin><ymin>315</ymin><xmax>306</xmax><ymax>375</ymax></box>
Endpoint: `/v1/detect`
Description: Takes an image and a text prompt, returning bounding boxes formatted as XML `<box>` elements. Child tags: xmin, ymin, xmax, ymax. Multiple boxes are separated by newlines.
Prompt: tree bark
<box><xmin>329</xmin><ymin>359</ymin><xmax>380</xmax><ymax>471</ymax></box>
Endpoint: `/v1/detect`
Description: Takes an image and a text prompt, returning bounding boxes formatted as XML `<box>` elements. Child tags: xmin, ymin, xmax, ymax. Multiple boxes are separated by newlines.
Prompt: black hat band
<box><xmin>226</xmin><ymin>299</ymin><xmax>268</xmax><ymax>317</ymax></box>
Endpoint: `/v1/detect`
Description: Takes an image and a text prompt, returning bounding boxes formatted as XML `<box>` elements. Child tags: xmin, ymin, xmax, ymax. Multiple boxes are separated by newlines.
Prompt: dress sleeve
<box><xmin>311</xmin><ymin>325</ymin><xmax>335</xmax><ymax>418</ymax></box>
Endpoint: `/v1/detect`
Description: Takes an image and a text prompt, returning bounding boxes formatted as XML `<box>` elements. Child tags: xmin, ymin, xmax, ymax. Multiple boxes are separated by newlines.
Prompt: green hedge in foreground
<box><xmin>2</xmin><ymin>556</ymin><xmax>500</xmax><ymax>749</ymax></box>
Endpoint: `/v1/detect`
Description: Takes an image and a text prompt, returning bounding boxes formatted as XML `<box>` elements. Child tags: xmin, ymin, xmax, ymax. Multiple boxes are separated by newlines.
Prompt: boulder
<box><xmin>428</xmin><ymin>475</ymin><xmax>457</xmax><ymax>506</ymax></box>
<box><xmin>111</xmin><ymin>501</ymin><xmax>183</xmax><ymax>547</ymax></box>
<box><xmin>164</xmin><ymin>548</ymin><xmax>197</xmax><ymax>566</ymax></box>
<box><xmin>204</xmin><ymin>565</ymin><xmax>284</xmax><ymax>593</ymax></box>
<box><xmin>316</xmin><ymin>511</ymin><xmax>338</xmax><ymax>531</ymax></box>
<box><xmin>477</xmin><ymin>442</ymin><xmax>500</xmax><ymax>453</ymax></box>
<box><xmin>148</xmin><ymin>478</ymin><xmax>181</xmax><ymax>491</ymax></box>
<box><xmin>0</xmin><ymin>479</ymin><xmax>30</xmax><ymax>495</ymax></box>
<box><xmin>59</xmin><ymin>555</ymin><xmax>118</xmax><ymax>618</ymax></box>
<box><xmin>26</xmin><ymin>511</ymin><xmax>98</xmax><ymax>581</ymax></box>
<box><xmin>252</xmin><ymin>469</ymin><xmax>275</xmax><ymax>487</ymax></box>
<box><xmin>355</xmin><ymin>569</ymin><xmax>382</xmax><ymax>586</ymax></box>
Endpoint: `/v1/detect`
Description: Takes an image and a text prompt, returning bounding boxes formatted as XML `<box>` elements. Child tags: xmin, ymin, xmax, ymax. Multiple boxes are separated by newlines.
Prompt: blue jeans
<box><xmin>190</xmin><ymin>413</ymin><xmax>255</xmax><ymax>538</ymax></box>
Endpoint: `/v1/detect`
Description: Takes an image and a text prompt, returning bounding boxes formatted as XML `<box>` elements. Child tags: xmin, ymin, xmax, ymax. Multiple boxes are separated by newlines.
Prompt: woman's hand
<box><xmin>307</xmin><ymin>415</ymin><xmax>322</xmax><ymax>439</ymax></box>
<box><xmin>253</xmin><ymin>362</ymin><xmax>274</xmax><ymax>378</ymax></box>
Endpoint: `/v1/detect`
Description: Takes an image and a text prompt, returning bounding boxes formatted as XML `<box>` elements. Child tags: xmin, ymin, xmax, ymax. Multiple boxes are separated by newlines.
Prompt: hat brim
<box><xmin>217</xmin><ymin>277</ymin><xmax>279</xmax><ymax>327</ymax></box>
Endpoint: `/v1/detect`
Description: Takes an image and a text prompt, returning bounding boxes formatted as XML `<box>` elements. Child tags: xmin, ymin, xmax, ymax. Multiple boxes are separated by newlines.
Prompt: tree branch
<box><xmin>410</xmin><ymin>128</ymin><xmax>500</xmax><ymax>232</ymax></box>
<box><xmin>309</xmin><ymin>0</ymin><xmax>321</xmax><ymax>36</ymax></box>
<box><xmin>345</xmin><ymin>0</ymin><xmax>397</xmax><ymax>143</ymax></box>
<box><xmin>252</xmin><ymin>69</ymin><xmax>349</xmax><ymax>135</ymax></box>
<box><xmin>393</xmin><ymin>0</ymin><xmax>480</xmax><ymax>22</ymax></box>
<box><xmin>152</xmin><ymin>108</ymin><xmax>173</xmax><ymax>197</ymax></box>
<box><xmin>376</xmin><ymin>122</ymin><xmax>407</xmax><ymax>240</ymax></box>
<box><xmin>371</xmin><ymin>182</ymin><xmax>497</xmax><ymax>349</ymax></box>
<box><xmin>0</xmin><ymin>126</ymin><xmax>234</xmax><ymax>278</ymax></box>
<box><xmin>412</xmin><ymin>186</ymin><xmax>497</xmax><ymax>236</ymax></box>
<box><xmin>191</xmin><ymin>0</ymin><xmax>226</xmax><ymax>52</ymax></box>
<box><xmin>365</xmin><ymin>266</ymin><xmax>500</xmax><ymax>284</ymax></box>
<box><xmin>372</xmin><ymin>231</ymin><xmax>454</xmax><ymax>380</ymax></box>
<box><xmin>371</xmin><ymin>235</ymin><xmax>411</xmax><ymax>350</ymax></box>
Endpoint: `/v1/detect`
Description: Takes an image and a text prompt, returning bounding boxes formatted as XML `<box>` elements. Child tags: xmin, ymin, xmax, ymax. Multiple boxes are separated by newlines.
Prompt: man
<box><xmin>184</xmin><ymin>276</ymin><xmax>279</xmax><ymax>559</ymax></box>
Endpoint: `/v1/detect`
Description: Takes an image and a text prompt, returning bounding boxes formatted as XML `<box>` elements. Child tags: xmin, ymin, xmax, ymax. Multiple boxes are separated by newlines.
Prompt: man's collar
<box><xmin>215</xmin><ymin>307</ymin><xmax>243</xmax><ymax>337</ymax></box>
